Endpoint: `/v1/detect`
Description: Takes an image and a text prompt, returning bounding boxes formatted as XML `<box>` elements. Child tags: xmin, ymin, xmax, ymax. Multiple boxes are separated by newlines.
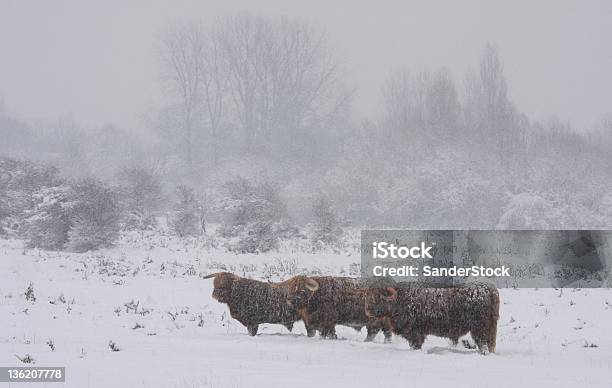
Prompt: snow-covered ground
<box><xmin>1</xmin><ymin>232</ymin><xmax>612</xmax><ymax>388</ymax></box>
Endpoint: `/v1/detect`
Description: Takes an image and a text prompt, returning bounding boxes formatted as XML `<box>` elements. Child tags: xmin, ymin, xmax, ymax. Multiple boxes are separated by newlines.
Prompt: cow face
<box><xmin>364</xmin><ymin>287</ymin><xmax>397</xmax><ymax>318</ymax></box>
<box><xmin>286</xmin><ymin>276</ymin><xmax>319</xmax><ymax>309</ymax></box>
<box><xmin>211</xmin><ymin>273</ymin><xmax>239</xmax><ymax>303</ymax></box>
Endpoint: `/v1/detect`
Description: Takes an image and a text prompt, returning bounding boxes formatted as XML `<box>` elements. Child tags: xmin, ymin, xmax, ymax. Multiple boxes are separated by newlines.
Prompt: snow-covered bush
<box><xmin>219</xmin><ymin>177</ymin><xmax>296</xmax><ymax>253</ymax></box>
<box><xmin>0</xmin><ymin>157</ymin><xmax>60</xmax><ymax>234</ymax></box>
<box><xmin>21</xmin><ymin>185</ymin><xmax>71</xmax><ymax>250</ymax></box>
<box><xmin>231</xmin><ymin>220</ymin><xmax>299</xmax><ymax>254</ymax></box>
<box><xmin>118</xmin><ymin>167</ymin><xmax>164</xmax><ymax>230</ymax></box>
<box><xmin>25</xmin><ymin>282</ymin><xmax>36</xmax><ymax>303</ymax></box>
<box><xmin>311</xmin><ymin>196</ymin><xmax>344</xmax><ymax>249</ymax></box>
<box><xmin>169</xmin><ymin>185</ymin><xmax>205</xmax><ymax>237</ymax></box>
<box><xmin>497</xmin><ymin>193</ymin><xmax>559</xmax><ymax>229</ymax></box>
<box><xmin>18</xmin><ymin>177</ymin><xmax>122</xmax><ymax>251</ymax></box>
<box><xmin>65</xmin><ymin>178</ymin><xmax>122</xmax><ymax>252</ymax></box>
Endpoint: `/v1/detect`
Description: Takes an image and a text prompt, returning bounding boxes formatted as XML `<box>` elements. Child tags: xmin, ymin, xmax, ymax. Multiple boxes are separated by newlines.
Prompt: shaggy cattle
<box><xmin>364</xmin><ymin>282</ymin><xmax>499</xmax><ymax>353</ymax></box>
<box><xmin>203</xmin><ymin>272</ymin><xmax>300</xmax><ymax>336</ymax></box>
<box><xmin>286</xmin><ymin>275</ymin><xmax>392</xmax><ymax>341</ymax></box>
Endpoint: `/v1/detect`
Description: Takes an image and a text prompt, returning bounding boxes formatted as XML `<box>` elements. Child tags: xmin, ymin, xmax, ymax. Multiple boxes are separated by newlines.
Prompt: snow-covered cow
<box><xmin>203</xmin><ymin>272</ymin><xmax>300</xmax><ymax>336</ymax></box>
<box><xmin>364</xmin><ymin>282</ymin><xmax>499</xmax><ymax>354</ymax></box>
<box><xmin>286</xmin><ymin>275</ymin><xmax>392</xmax><ymax>341</ymax></box>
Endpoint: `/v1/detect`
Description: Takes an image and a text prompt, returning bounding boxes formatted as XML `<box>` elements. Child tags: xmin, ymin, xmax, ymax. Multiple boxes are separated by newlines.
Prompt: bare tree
<box><xmin>216</xmin><ymin>12</ymin><xmax>347</xmax><ymax>154</ymax></box>
<box><xmin>215</xmin><ymin>13</ymin><xmax>263</xmax><ymax>150</ymax></box>
<box><xmin>382</xmin><ymin>67</ymin><xmax>431</xmax><ymax>139</ymax></box>
<box><xmin>201</xmin><ymin>28</ymin><xmax>227</xmax><ymax>165</ymax></box>
<box><xmin>479</xmin><ymin>43</ymin><xmax>509</xmax><ymax>128</ymax></box>
<box><xmin>382</xmin><ymin>69</ymin><xmax>411</xmax><ymax>137</ymax></box>
<box><xmin>464</xmin><ymin>43</ymin><xmax>516</xmax><ymax>154</ymax></box>
<box><xmin>157</xmin><ymin>13</ymin><xmax>347</xmax><ymax>164</ymax></box>
<box><xmin>158</xmin><ymin>21</ymin><xmax>206</xmax><ymax>175</ymax></box>
<box><xmin>425</xmin><ymin>68</ymin><xmax>460</xmax><ymax>139</ymax></box>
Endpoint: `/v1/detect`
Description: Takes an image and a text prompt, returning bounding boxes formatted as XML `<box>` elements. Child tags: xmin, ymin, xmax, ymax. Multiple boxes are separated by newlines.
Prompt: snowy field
<box><xmin>1</xmin><ymin>232</ymin><xmax>612</xmax><ymax>388</ymax></box>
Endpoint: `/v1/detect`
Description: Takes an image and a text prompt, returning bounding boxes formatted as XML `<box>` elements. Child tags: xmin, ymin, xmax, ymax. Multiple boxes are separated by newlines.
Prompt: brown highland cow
<box><xmin>286</xmin><ymin>275</ymin><xmax>392</xmax><ymax>341</ymax></box>
<box><xmin>364</xmin><ymin>282</ymin><xmax>499</xmax><ymax>354</ymax></box>
<box><xmin>203</xmin><ymin>272</ymin><xmax>300</xmax><ymax>336</ymax></box>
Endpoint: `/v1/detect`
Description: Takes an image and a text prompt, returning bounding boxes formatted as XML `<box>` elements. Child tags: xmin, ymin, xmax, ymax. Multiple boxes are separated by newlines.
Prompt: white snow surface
<box><xmin>1</xmin><ymin>232</ymin><xmax>612</xmax><ymax>388</ymax></box>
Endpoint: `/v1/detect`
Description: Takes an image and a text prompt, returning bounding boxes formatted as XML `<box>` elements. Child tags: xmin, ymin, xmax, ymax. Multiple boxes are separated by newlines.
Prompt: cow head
<box><xmin>286</xmin><ymin>276</ymin><xmax>319</xmax><ymax>309</ymax></box>
<box><xmin>202</xmin><ymin>272</ymin><xmax>240</xmax><ymax>303</ymax></box>
<box><xmin>364</xmin><ymin>287</ymin><xmax>397</xmax><ymax>318</ymax></box>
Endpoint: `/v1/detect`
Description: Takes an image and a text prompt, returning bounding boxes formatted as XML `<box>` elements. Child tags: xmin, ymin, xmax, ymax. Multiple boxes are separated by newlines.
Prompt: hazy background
<box><xmin>1</xmin><ymin>0</ymin><xmax>611</xmax><ymax>131</ymax></box>
<box><xmin>2</xmin><ymin>0</ymin><xmax>612</xmax><ymax>253</ymax></box>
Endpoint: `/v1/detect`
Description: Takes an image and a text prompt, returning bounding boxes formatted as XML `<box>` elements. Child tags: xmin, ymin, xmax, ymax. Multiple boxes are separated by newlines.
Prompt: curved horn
<box><xmin>384</xmin><ymin>287</ymin><xmax>398</xmax><ymax>301</ymax></box>
<box><xmin>201</xmin><ymin>272</ymin><xmax>222</xmax><ymax>280</ymax></box>
<box><xmin>305</xmin><ymin>278</ymin><xmax>319</xmax><ymax>292</ymax></box>
<box><xmin>201</xmin><ymin>272</ymin><xmax>240</xmax><ymax>281</ymax></box>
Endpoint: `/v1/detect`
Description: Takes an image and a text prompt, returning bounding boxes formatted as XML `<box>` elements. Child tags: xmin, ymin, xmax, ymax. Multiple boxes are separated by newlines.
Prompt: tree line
<box><xmin>0</xmin><ymin>157</ymin><xmax>344</xmax><ymax>253</ymax></box>
<box><xmin>1</xmin><ymin>11</ymin><xmax>612</xmax><ymax>239</ymax></box>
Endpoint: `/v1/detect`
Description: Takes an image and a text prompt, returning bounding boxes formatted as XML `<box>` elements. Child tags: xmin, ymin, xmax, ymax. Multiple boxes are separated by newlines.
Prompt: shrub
<box><xmin>117</xmin><ymin>167</ymin><xmax>164</xmax><ymax>230</ymax></box>
<box><xmin>65</xmin><ymin>178</ymin><xmax>122</xmax><ymax>252</ymax></box>
<box><xmin>497</xmin><ymin>193</ymin><xmax>559</xmax><ymax>229</ymax></box>
<box><xmin>21</xmin><ymin>185</ymin><xmax>71</xmax><ymax>250</ymax></box>
<box><xmin>311</xmin><ymin>196</ymin><xmax>344</xmax><ymax>248</ymax></box>
<box><xmin>169</xmin><ymin>185</ymin><xmax>205</xmax><ymax>237</ymax></box>
<box><xmin>0</xmin><ymin>157</ymin><xmax>60</xmax><ymax>234</ymax></box>
<box><xmin>232</xmin><ymin>219</ymin><xmax>299</xmax><ymax>254</ymax></box>
<box><xmin>219</xmin><ymin>177</ymin><xmax>294</xmax><ymax>253</ymax></box>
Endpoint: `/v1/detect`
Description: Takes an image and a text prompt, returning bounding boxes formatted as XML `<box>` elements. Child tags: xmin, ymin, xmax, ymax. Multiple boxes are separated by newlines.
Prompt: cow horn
<box><xmin>201</xmin><ymin>272</ymin><xmax>240</xmax><ymax>282</ymax></box>
<box><xmin>305</xmin><ymin>278</ymin><xmax>319</xmax><ymax>292</ymax></box>
<box><xmin>201</xmin><ymin>273</ymin><xmax>222</xmax><ymax>280</ymax></box>
<box><xmin>384</xmin><ymin>287</ymin><xmax>398</xmax><ymax>301</ymax></box>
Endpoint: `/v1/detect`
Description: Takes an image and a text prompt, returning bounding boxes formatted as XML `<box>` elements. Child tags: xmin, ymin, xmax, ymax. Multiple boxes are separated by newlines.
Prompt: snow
<box><xmin>1</xmin><ymin>233</ymin><xmax>612</xmax><ymax>388</ymax></box>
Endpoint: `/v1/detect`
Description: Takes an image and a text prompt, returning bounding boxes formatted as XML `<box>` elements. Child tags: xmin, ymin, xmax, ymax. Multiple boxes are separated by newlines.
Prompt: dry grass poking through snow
<box><xmin>1</xmin><ymin>232</ymin><xmax>612</xmax><ymax>387</ymax></box>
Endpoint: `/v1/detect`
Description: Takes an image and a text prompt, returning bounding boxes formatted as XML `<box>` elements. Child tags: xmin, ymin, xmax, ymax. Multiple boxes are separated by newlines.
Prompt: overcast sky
<box><xmin>1</xmin><ymin>0</ymin><xmax>611</xmax><ymax>131</ymax></box>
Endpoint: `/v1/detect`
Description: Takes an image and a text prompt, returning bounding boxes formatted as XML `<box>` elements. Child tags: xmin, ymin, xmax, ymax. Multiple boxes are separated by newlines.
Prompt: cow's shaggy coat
<box><xmin>203</xmin><ymin>272</ymin><xmax>300</xmax><ymax>336</ymax></box>
<box><xmin>286</xmin><ymin>275</ymin><xmax>392</xmax><ymax>341</ymax></box>
<box><xmin>365</xmin><ymin>282</ymin><xmax>499</xmax><ymax>353</ymax></box>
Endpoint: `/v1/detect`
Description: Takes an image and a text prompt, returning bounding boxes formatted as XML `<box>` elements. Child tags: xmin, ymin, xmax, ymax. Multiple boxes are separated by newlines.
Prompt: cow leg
<box><xmin>383</xmin><ymin>327</ymin><xmax>392</xmax><ymax>343</ymax></box>
<box><xmin>406</xmin><ymin>333</ymin><xmax>425</xmax><ymax>350</ymax></box>
<box><xmin>320</xmin><ymin>326</ymin><xmax>337</xmax><ymax>339</ymax></box>
<box><xmin>327</xmin><ymin>328</ymin><xmax>338</xmax><ymax>340</ymax></box>
<box><xmin>471</xmin><ymin>330</ymin><xmax>489</xmax><ymax>354</ymax></box>
<box><xmin>304</xmin><ymin>321</ymin><xmax>316</xmax><ymax>337</ymax></box>
<box><xmin>364</xmin><ymin>326</ymin><xmax>380</xmax><ymax>342</ymax></box>
<box><xmin>487</xmin><ymin>320</ymin><xmax>498</xmax><ymax>353</ymax></box>
<box><xmin>247</xmin><ymin>324</ymin><xmax>258</xmax><ymax>336</ymax></box>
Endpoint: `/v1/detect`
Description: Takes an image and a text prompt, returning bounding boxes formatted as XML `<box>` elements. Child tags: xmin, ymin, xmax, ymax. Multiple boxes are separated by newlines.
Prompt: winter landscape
<box><xmin>2</xmin><ymin>1</ymin><xmax>612</xmax><ymax>387</ymax></box>
<box><xmin>1</xmin><ymin>229</ymin><xmax>612</xmax><ymax>388</ymax></box>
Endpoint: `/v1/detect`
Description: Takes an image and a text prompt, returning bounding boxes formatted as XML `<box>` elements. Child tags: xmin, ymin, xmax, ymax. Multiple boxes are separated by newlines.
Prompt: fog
<box><xmin>3</xmin><ymin>5</ymin><xmax>612</xmax><ymax>386</ymax></box>
<box><xmin>1</xmin><ymin>0</ymin><xmax>611</xmax><ymax>130</ymax></box>
<box><xmin>2</xmin><ymin>1</ymin><xmax>612</xmax><ymax>235</ymax></box>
